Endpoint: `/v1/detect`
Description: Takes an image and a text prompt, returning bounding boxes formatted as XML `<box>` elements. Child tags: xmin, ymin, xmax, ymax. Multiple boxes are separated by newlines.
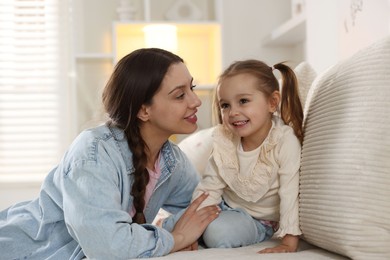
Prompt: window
<box><xmin>0</xmin><ymin>0</ymin><xmax>71</xmax><ymax>181</ymax></box>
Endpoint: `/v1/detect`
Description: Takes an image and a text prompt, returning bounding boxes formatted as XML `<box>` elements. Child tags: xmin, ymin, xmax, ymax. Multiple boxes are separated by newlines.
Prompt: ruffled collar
<box><xmin>211</xmin><ymin>116</ymin><xmax>285</xmax><ymax>202</ymax></box>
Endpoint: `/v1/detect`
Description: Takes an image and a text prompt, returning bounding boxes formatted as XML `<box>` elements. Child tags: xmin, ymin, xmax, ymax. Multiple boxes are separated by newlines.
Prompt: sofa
<box><xmin>152</xmin><ymin>36</ymin><xmax>390</xmax><ymax>260</ymax></box>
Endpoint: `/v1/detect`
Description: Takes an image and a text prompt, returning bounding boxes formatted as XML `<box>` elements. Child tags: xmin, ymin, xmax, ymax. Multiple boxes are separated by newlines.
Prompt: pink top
<box><xmin>130</xmin><ymin>153</ymin><xmax>162</xmax><ymax>218</ymax></box>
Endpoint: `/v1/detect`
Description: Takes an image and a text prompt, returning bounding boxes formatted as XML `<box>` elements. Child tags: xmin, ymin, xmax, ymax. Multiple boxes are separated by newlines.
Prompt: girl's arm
<box><xmin>258</xmin><ymin>129</ymin><xmax>302</xmax><ymax>254</ymax></box>
<box><xmin>274</xmin><ymin>130</ymin><xmax>302</xmax><ymax>238</ymax></box>
<box><xmin>191</xmin><ymin>157</ymin><xmax>227</xmax><ymax>209</ymax></box>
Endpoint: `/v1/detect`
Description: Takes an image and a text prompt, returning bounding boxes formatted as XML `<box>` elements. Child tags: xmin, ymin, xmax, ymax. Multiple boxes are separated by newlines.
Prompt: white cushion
<box><xmin>294</xmin><ymin>61</ymin><xmax>317</xmax><ymax>106</ymax></box>
<box><xmin>300</xmin><ymin>36</ymin><xmax>390</xmax><ymax>259</ymax></box>
<box><xmin>178</xmin><ymin>127</ymin><xmax>214</xmax><ymax>175</ymax></box>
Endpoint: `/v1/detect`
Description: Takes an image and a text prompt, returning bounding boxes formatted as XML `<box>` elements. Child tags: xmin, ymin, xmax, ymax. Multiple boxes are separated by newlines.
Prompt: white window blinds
<box><xmin>0</xmin><ymin>0</ymin><xmax>69</xmax><ymax>181</ymax></box>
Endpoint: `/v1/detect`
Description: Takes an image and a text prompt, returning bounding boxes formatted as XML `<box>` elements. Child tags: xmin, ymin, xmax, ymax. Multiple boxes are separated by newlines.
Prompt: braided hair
<box><xmin>102</xmin><ymin>48</ymin><xmax>183</xmax><ymax>223</ymax></box>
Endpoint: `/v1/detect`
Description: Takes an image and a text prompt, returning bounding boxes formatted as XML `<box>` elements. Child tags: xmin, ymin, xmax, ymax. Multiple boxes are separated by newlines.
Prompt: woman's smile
<box><xmin>185</xmin><ymin>111</ymin><xmax>198</xmax><ymax>124</ymax></box>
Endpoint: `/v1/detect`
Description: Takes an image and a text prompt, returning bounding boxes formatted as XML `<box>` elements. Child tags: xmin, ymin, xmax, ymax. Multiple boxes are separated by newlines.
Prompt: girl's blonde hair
<box><xmin>213</xmin><ymin>59</ymin><xmax>303</xmax><ymax>144</ymax></box>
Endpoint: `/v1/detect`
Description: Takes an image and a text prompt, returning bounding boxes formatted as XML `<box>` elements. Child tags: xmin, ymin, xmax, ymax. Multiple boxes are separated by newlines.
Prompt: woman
<box><xmin>0</xmin><ymin>48</ymin><xmax>220</xmax><ymax>259</ymax></box>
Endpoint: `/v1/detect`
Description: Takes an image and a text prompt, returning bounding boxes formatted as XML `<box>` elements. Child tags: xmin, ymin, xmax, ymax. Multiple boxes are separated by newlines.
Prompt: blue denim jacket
<box><xmin>0</xmin><ymin>124</ymin><xmax>200</xmax><ymax>259</ymax></box>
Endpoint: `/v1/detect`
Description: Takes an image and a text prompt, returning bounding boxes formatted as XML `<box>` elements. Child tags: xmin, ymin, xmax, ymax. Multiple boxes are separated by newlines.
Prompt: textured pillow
<box><xmin>294</xmin><ymin>61</ymin><xmax>317</xmax><ymax>107</ymax></box>
<box><xmin>178</xmin><ymin>127</ymin><xmax>214</xmax><ymax>175</ymax></box>
<box><xmin>300</xmin><ymin>36</ymin><xmax>390</xmax><ymax>259</ymax></box>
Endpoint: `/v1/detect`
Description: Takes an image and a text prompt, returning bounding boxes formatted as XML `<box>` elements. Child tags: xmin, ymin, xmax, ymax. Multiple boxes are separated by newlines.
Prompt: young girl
<box><xmin>192</xmin><ymin>59</ymin><xmax>303</xmax><ymax>253</ymax></box>
<box><xmin>0</xmin><ymin>48</ymin><xmax>220</xmax><ymax>259</ymax></box>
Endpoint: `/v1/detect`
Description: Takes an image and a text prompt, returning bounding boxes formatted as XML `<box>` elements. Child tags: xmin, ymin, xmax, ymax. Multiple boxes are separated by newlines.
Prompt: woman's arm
<box><xmin>170</xmin><ymin>192</ymin><xmax>220</xmax><ymax>253</ymax></box>
<box><xmin>161</xmin><ymin>151</ymin><xmax>223</xmax><ymax>231</ymax></box>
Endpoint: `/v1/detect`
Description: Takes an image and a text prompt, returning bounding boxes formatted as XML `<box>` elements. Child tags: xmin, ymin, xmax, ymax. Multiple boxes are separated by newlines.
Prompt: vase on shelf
<box><xmin>117</xmin><ymin>0</ymin><xmax>137</xmax><ymax>21</ymax></box>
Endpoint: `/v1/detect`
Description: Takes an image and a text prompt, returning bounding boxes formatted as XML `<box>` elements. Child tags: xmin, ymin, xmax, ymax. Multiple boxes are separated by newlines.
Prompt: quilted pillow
<box><xmin>300</xmin><ymin>36</ymin><xmax>390</xmax><ymax>259</ymax></box>
<box><xmin>294</xmin><ymin>61</ymin><xmax>317</xmax><ymax>106</ymax></box>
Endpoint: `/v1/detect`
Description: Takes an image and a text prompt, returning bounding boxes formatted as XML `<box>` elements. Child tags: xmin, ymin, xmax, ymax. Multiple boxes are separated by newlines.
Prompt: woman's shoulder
<box><xmin>71</xmin><ymin>124</ymin><xmax>113</xmax><ymax>148</ymax></box>
<box><xmin>65</xmin><ymin>124</ymin><xmax>127</xmax><ymax>164</ymax></box>
<box><xmin>163</xmin><ymin>140</ymin><xmax>188</xmax><ymax>163</ymax></box>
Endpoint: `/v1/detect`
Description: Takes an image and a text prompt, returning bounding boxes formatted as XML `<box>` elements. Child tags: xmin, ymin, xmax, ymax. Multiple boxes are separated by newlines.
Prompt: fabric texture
<box><xmin>293</xmin><ymin>61</ymin><xmax>317</xmax><ymax>107</ymax></box>
<box><xmin>300</xmin><ymin>36</ymin><xmax>390</xmax><ymax>260</ymax></box>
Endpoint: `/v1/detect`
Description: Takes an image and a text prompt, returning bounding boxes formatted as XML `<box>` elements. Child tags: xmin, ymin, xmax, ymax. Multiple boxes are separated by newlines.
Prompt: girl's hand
<box><xmin>258</xmin><ymin>234</ymin><xmax>299</xmax><ymax>254</ymax></box>
<box><xmin>258</xmin><ymin>244</ymin><xmax>294</xmax><ymax>253</ymax></box>
<box><xmin>170</xmin><ymin>192</ymin><xmax>220</xmax><ymax>253</ymax></box>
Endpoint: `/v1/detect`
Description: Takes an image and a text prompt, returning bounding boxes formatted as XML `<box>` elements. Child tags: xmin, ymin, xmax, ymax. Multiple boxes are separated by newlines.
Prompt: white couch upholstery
<box><xmin>167</xmin><ymin>36</ymin><xmax>390</xmax><ymax>260</ymax></box>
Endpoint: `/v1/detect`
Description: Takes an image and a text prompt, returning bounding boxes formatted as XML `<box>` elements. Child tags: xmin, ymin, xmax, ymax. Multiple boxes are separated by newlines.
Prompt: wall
<box><xmin>339</xmin><ymin>0</ymin><xmax>390</xmax><ymax>59</ymax></box>
<box><xmin>306</xmin><ymin>0</ymin><xmax>390</xmax><ymax>73</ymax></box>
<box><xmin>221</xmin><ymin>0</ymin><xmax>298</xmax><ymax>68</ymax></box>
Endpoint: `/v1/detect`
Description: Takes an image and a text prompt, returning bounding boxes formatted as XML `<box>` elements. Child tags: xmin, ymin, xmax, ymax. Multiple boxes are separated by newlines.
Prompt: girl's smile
<box><xmin>231</xmin><ymin>119</ymin><xmax>249</xmax><ymax>127</ymax></box>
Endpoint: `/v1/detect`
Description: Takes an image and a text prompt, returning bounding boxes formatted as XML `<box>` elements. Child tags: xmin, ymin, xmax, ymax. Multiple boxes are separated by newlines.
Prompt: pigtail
<box><xmin>274</xmin><ymin>63</ymin><xmax>303</xmax><ymax>144</ymax></box>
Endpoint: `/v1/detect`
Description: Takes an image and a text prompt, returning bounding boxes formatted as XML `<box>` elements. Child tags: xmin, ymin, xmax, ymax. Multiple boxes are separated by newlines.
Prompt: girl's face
<box><xmin>139</xmin><ymin>62</ymin><xmax>202</xmax><ymax>140</ymax></box>
<box><xmin>217</xmin><ymin>73</ymin><xmax>277</xmax><ymax>149</ymax></box>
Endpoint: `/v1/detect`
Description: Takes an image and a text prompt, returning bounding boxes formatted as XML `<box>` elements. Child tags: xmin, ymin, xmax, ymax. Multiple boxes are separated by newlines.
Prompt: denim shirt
<box><xmin>0</xmin><ymin>124</ymin><xmax>200</xmax><ymax>259</ymax></box>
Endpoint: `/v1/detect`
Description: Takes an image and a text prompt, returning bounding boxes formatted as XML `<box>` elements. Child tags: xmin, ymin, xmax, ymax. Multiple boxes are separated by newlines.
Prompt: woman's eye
<box><xmin>190</xmin><ymin>85</ymin><xmax>196</xmax><ymax>91</ymax></box>
<box><xmin>176</xmin><ymin>93</ymin><xmax>185</xmax><ymax>99</ymax></box>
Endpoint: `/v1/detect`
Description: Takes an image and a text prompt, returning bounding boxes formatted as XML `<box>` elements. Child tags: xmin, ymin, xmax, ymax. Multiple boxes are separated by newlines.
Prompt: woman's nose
<box><xmin>189</xmin><ymin>91</ymin><xmax>202</xmax><ymax>108</ymax></box>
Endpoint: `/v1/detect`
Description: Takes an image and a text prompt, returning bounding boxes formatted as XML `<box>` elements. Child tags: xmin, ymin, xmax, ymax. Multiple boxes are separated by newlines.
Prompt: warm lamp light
<box><xmin>143</xmin><ymin>24</ymin><xmax>178</xmax><ymax>53</ymax></box>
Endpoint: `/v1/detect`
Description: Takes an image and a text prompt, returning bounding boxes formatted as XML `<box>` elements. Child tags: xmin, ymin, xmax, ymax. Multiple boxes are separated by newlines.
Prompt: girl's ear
<box><xmin>137</xmin><ymin>105</ymin><xmax>150</xmax><ymax>122</ymax></box>
<box><xmin>269</xmin><ymin>91</ymin><xmax>280</xmax><ymax>113</ymax></box>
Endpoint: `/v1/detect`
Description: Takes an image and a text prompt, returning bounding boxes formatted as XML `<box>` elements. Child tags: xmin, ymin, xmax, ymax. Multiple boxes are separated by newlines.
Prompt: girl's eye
<box><xmin>190</xmin><ymin>85</ymin><xmax>196</xmax><ymax>91</ymax></box>
<box><xmin>239</xmin><ymin>98</ymin><xmax>249</xmax><ymax>104</ymax></box>
<box><xmin>220</xmin><ymin>103</ymin><xmax>229</xmax><ymax>109</ymax></box>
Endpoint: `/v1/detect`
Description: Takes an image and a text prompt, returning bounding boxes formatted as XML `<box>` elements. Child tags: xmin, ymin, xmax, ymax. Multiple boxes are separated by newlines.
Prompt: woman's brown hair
<box><xmin>214</xmin><ymin>60</ymin><xmax>303</xmax><ymax>144</ymax></box>
<box><xmin>102</xmin><ymin>48</ymin><xmax>183</xmax><ymax>224</ymax></box>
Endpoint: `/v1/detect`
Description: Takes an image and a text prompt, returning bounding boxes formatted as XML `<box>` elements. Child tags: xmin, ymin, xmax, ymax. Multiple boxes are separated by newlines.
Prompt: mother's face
<box><xmin>138</xmin><ymin>62</ymin><xmax>202</xmax><ymax>139</ymax></box>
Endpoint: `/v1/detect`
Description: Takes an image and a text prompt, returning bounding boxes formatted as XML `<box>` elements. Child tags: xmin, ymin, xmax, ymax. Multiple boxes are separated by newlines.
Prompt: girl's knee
<box><xmin>202</xmin><ymin>210</ymin><xmax>258</xmax><ymax>248</ymax></box>
<box><xmin>202</xmin><ymin>222</ymin><xmax>236</xmax><ymax>248</ymax></box>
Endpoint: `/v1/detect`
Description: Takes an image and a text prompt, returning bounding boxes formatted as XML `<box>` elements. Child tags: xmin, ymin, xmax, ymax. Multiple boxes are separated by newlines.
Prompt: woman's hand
<box><xmin>170</xmin><ymin>192</ymin><xmax>220</xmax><ymax>253</ymax></box>
<box><xmin>177</xmin><ymin>241</ymin><xmax>198</xmax><ymax>252</ymax></box>
<box><xmin>258</xmin><ymin>234</ymin><xmax>299</xmax><ymax>254</ymax></box>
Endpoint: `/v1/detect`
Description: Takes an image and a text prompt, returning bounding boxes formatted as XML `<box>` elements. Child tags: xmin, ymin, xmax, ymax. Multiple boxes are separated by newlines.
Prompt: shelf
<box><xmin>113</xmin><ymin>22</ymin><xmax>221</xmax><ymax>86</ymax></box>
<box><xmin>195</xmin><ymin>84</ymin><xmax>215</xmax><ymax>90</ymax></box>
<box><xmin>263</xmin><ymin>13</ymin><xmax>306</xmax><ymax>47</ymax></box>
<box><xmin>75</xmin><ymin>53</ymin><xmax>114</xmax><ymax>60</ymax></box>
